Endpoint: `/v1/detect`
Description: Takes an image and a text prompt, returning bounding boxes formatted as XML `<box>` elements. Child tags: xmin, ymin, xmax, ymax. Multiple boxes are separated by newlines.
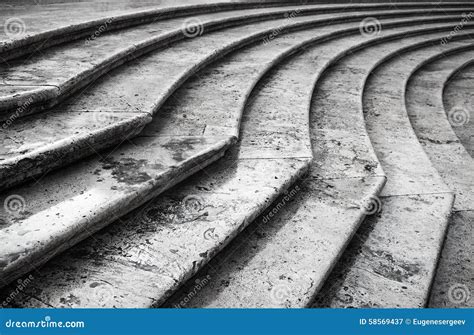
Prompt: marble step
<box><xmin>442</xmin><ymin>62</ymin><xmax>474</xmax><ymax>156</ymax></box>
<box><xmin>0</xmin><ymin>9</ymin><xmax>468</xmax><ymax>192</ymax></box>
<box><xmin>165</xmin><ymin>26</ymin><xmax>471</xmax><ymax>308</ymax></box>
<box><xmin>313</xmin><ymin>38</ymin><xmax>474</xmax><ymax>308</ymax></box>
<box><xmin>404</xmin><ymin>51</ymin><xmax>474</xmax><ymax>308</ymax></box>
<box><xmin>1</xmin><ymin>17</ymin><xmax>461</xmax><ymax>308</ymax></box>
<box><xmin>1</xmin><ymin>4</ymin><xmax>469</xmax><ymax>119</ymax></box>
<box><xmin>2</xmin><ymin>1</ymin><xmax>469</xmax><ymax>59</ymax></box>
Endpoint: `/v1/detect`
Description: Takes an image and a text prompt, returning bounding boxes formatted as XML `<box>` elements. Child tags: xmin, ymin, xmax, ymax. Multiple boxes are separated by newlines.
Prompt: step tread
<box><xmin>166</xmin><ymin>25</ymin><xmax>465</xmax><ymax>308</ymax></box>
<box><xmin>313</xmin><ymin>37</ymin><xmax>474</xmax><ymax>308</ymax></box>
<box><xmin>443</xmin><ymin>63</ymin><xmax>474</xmax><ymax>156</ymax></box>
<box><xmin>406</xmin><ymin>51</ymin><xmax>474</xmax><ymax>210</ymax></box>
<box><xmin>0</xmin><ymin>11</ymin><xmax>348</xmax><ymax>306</ymax></box>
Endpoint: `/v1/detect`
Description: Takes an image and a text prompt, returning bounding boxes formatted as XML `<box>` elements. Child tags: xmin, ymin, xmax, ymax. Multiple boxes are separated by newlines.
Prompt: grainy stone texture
<box><xmin>0</xmin><ymin>8</ymin><xmax>466</xmax><ymax>296</ymax></box>
<box><xmin>0</xmin><ymin>16</ymin><xmax>327</xmax><ymax>305</ymax></box>
<box><xmin>443</xmin><ymin>63</ymin><xmax>474</xmax><ymax>156</ymax></box>
<box><xmin>405</xmin><ymin>51</ymin><xmax>474</xmax><ymax>308</ymax></box>
<box><xmin>312</xmin><ymin>36</ymin><xmax>474</xmax><ymax>307</ymax></box>
<box><xmin>0</xmin><ymin>1</ymin><xmax>473</xmax><ymax>309</ymax></box>
<box><xmin>1</xmin><ymin>8</ymin><xmax>445</xmax><ymax>191</ymax></box>
<box><xmin>169</xmin><ymin>28</ymin><xmax>471</xmax><ymax>309</ymax></box>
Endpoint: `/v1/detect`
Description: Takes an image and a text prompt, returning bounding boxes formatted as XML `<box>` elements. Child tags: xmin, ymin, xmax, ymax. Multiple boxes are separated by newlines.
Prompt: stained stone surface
<box><xmin>1</xmin><ymin>8</ymin><xmax>444</xmax><ymax>192</ymax></box>
<box><xmin>313</xmin><ymin>36</ymin><xmax>474</xmax><ymax>308</ymax></box>
<box><xmin>0</xmin><ymin>0</ymin><xmax>473</xmax><ymax>309</ymax></box>
<box><xmin>314</xmin><ymin>193</ymin><xmax>454</xmax><ymax>308</ymax></box>
<box><xmin>443</xmin><ymin>63</ymin><xmax>474</xmax><ymax>156</ymax></box>
<box><xmin>429</xmin><ymin>211</ymin><xmax>474</xmax><ymax>308</ymax></box>
<box><xmin>0</xmin><ymin>16</ymin><xmax>325</xmax><ymax>305</ymax></box>
<box><xmin>404</xmin><ymin>50</ymin><xmax>474</xmax><ymax>309</ymax></box>
<box><xmin>168</xmin><ymin>29</ymin><xmax>472</xmax><ymax>308</ymax></box>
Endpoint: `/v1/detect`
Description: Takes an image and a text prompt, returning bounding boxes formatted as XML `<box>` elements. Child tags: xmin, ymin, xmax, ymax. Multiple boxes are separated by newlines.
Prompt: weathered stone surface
<box><xmin>404</xmin><ymin>49</ymin><xmax>473</xmax><ymax>309</ymax></box>
<box><xmin>443</xmin><ymin>63</ymin><xmax>474</xmax><ymax>156</ymax></box>
<box><xmin>314</xmin><ymin>193</ymin><xmax>454</xmax><ymax>308</ymax></box>
<box><xmin>429</xmin><ymin>211</ymin><xmax>474</xmax><ymax>308</ymax></box>
<box><xmin>0</xmin><ymin>1</ymin><xmax>472</xmax><ymax>309</ymax></box>
<box><xmin>3</xmin><ymin>8</ymin><xmax>457</xmax><ymax>192</ymax></box>
<box><xmin>313</xmin><ymin>36</ymin><xmax>474</xmax><ymax>308</ymax></box>
<box><xmin>167</xmin><ymin>28</ymin><xmax>472</xmax><ymax>309</ymax></box>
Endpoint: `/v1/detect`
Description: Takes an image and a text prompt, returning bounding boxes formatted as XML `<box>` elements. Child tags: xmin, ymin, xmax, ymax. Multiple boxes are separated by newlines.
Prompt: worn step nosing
<box><xmin>317</xmin><ymin>40</ymin><xmax>473</xmax><ymax>308</ymax></box>
<box><xmin>1</xmin><ymin>6</ymin><xmax>472</xmax><ymax>116</ymax></box>
<box><xmin>0</xmin><ymin>113</ymin><xmax>152</xmax><ymax>191</ymax></box>
<box><xmin>171</xmin><ymin>30</ymin><xmax>471</xmax><ymax>309</ymax></box>
<box><xmin>0</xmin><ymin>17</ymin><xmax>470</xmax><ymax>300</ymax></box>
<box><xmin>0</xmin><ymin>135</ymin><xmax>235</xmax><ymax>287</ymax></box>
<box><xmin>2</xmin><ymin>2</ymin><xmax>469</xmax><ymax>58</ymax></box>
<box><xmin>1</xmin><ymin>13</ymin><xmax>467</xmax><ymax>192</ymax></box>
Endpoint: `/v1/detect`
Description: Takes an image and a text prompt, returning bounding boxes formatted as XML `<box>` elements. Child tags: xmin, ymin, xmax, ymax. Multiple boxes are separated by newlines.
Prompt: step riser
<box><xmin>1</xmin><ymin>6</ymin><xmax>472</xmax><ymax>118</ymax></box>
<box><xmin>1</xmin><ymin>2</ymin><xmax>469</xmax><ymax>60</ymax></box>
<box><xmin>0</xmin><ymin>13</ymin><xmax>470</xmax><ymax>195</ymax></box>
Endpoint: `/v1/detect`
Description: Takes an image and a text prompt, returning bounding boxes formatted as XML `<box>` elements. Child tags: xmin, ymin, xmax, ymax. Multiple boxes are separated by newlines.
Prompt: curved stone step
<box><xmin>0</xmin><ymin>1</ymin><xmax>309</xmax><ymax>59</ymax></box>
<box><xmin>1</xmin><ymin>11</ymin><xmax>471</xmax><ymax>308</ymax></box>
<box><xmin>312</xmin><ymin>38</ymin><xmax>474</xmax><ymax>308</ymax></box>
<box><xmin>6</xmin><ymin>16</ymin><xmax>471</xmax><ymax>309</ymax></box>
<box><xmin>1</xmin><ymin>12</ymin><xmax>466</xmax><ymax>193</ymax></box>
<box><xmin>2</xmin><ymin>1</ymin><xmax>469</xmax><ymax>60</ymax></box>
<box><xmin>0</xmin><ymin>12</ymin><xmax>445</xmax><ymax>308</ymax></box>
<box><xmin>1</xmin><ymin>5</ymin><xmax>469</xmax><ymax>119</ymax></box>
<box><xmin>165</xmin><ymin>27</ymin><xmax>473</xmax><ymax>308</ymax></box>
<box><xmin>443</xmin><ymin>62</ymin><xmax>474</xmax><ymax>156</ymax></box>
<box><xmin>404</xmin><ymin>52</ymin><xmax>474</xmax><ymax>308</ymax></box>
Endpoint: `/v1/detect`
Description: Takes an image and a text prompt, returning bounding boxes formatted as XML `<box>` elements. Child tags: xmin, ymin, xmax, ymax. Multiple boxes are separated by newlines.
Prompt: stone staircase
<box><xmin>0</xmin><ymin>0</ymin><xmax>472</xmax><ymax>308</ymax></box>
